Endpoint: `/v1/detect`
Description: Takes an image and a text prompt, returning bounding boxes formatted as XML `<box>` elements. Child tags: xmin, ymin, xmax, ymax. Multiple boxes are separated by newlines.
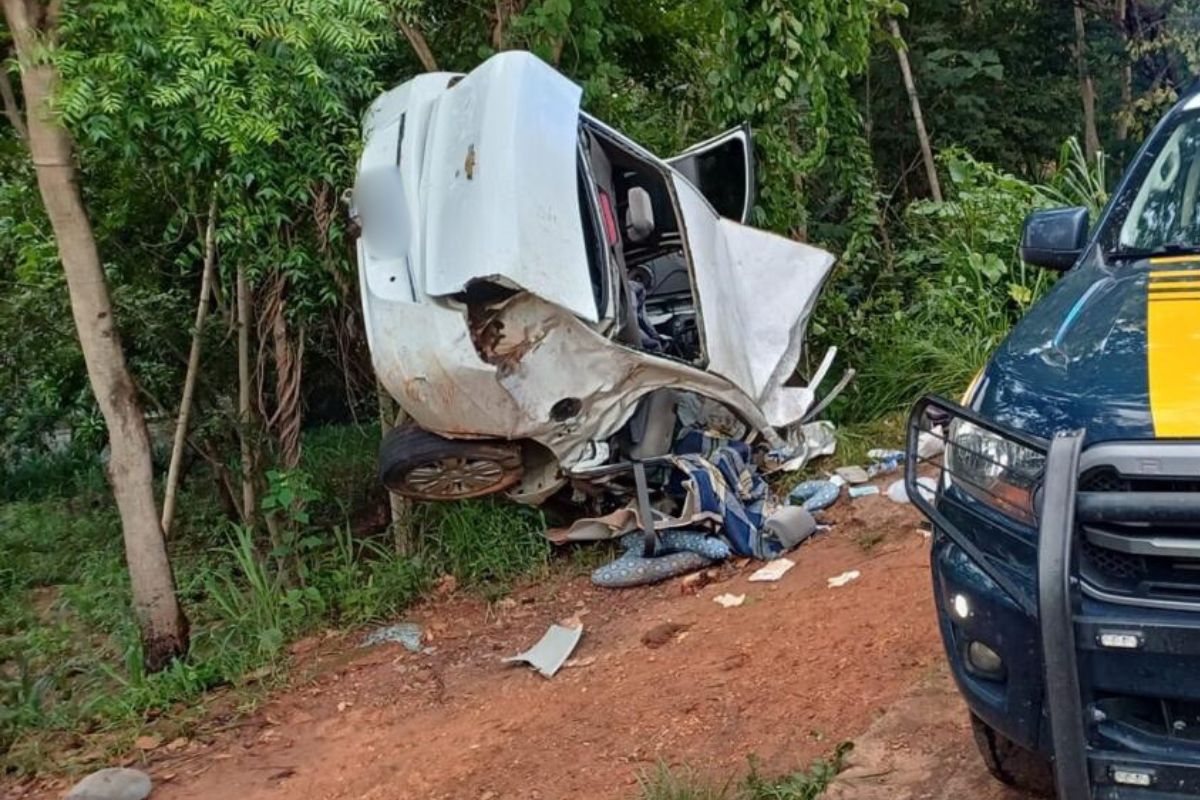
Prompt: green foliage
<box><xmin>418</xmin><ymin>500</ymin><xmax>550</xmax><ymax>592</ymax></box>
<box><xmin>0</xmin><ymin>424</ymin><xmax>540</xmax><ymax>773</ymax></box>
<box><xmin>839</xmin><ymin>148</ymin><xmax>1076</xmax><ymax>420</ymax></box>
<box><xmin>638</xmin><ymin>748</ymin><xmax>850</xmax><ymax>800</ymax></box>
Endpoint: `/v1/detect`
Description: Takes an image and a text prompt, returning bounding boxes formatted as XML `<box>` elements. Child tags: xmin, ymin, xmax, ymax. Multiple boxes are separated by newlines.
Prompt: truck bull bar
<box><xmin>907</xmin><ymin>395</ymin><xmax>1200</xmax><ymax>800</ymax></box>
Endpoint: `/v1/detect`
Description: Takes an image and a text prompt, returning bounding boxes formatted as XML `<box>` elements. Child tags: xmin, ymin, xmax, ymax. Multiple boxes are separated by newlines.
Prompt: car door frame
<box><xmin>666</xmin><ymin>123</ymin><xmax>755</xmax><ymax>224</ymax></box>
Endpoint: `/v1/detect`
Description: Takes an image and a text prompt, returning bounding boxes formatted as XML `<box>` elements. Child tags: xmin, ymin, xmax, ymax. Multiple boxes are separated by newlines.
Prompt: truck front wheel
<box><xmin>969</xmin><ymin>713</ymin><xmax>1054</xmax><ymax>797</ymax></box>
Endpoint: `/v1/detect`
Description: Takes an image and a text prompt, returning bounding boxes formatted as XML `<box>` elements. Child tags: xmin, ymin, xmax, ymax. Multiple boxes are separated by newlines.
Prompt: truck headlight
<box><xmin>945</xmin><ymin>419</ymin><xmax>1045</xmax><ymax>525</ymax></box>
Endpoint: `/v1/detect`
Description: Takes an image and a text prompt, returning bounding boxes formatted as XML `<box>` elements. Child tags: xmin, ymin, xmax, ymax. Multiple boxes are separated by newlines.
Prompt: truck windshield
<box><xmin>1104</xmin><ymin>109</ymin><xmax>1200</xmax><ymax>256</ymax></box>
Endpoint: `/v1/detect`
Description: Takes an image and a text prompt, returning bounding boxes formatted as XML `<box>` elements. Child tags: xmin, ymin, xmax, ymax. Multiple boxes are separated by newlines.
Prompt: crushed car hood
<box><xmin>978</xmin><ymin>256</ymin><xmax>1200</xmax><ymax>442</ymax></box>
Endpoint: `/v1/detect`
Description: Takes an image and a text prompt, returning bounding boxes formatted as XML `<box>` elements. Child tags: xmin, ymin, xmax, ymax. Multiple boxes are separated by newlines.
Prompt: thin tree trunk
<box><xmin>4</xmin><ymin>0</ymin><xmax>188</xmax><ymax>669</ymax></box>
<box><xmin>236</xmin><ymin>262</ymin><xmax>257</xmax><ymax>524</ymax></box>
<box><xmin>888</xmin><ymin>18</ymin><xmax>943</xmax><ymax>202</ymax></box>
<box><xmin>266</xmin><ymin>274</ymin><xmax>302</xmax><ymax>470</ymax></box>
<box><xmin>397</xmin><ymin>17</ymin><xmax>439</xmax><ymax>72</ymax></box>
<box><xmin>0</xmin><ymin>59</ymin><xmax>27</xmax><ymax>140</ymax></box>
<box><xmin>1114</xmin><ymin>0</ymin><xmax>1132</xmax><ymax>143</ymax></box>
<box><xmin>160</xmin><ymin>193</ymin><xmax>217</xmax><ymax>535</ymax></box>
<box><xmin>377</xmin><ymin>382</ymin><xmax>414</xmax><ymax>555</ymax></box>
<box><xmin>1073</xmin><ymin>0</ymin><xmax>1102</xmax><ymax>162</ymax></box>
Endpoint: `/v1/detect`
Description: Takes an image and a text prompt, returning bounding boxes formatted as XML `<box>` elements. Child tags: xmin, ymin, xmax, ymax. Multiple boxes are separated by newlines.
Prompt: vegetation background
<box><xmin>0</xmin><ymin>0</ymin><xmax>1197</xmax><ymax>782</ymax></box>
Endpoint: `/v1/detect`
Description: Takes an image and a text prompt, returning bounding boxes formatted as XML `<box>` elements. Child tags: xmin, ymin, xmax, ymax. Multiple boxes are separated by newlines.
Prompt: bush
<box><xmin>836</xmin><ymin>141</ymin><xmax>1105</xmax><ymax>422</ymax></box>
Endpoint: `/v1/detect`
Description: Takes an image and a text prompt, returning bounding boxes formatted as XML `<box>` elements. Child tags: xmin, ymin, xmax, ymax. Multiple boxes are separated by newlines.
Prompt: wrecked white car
<box><xmin>354</xmin><ymin>51</ymin><xmax>841</xmax><ymax>508</ymax></box>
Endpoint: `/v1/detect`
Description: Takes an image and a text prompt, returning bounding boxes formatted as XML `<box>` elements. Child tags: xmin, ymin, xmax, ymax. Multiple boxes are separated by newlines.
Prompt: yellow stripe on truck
<box><xmin>1148</xmin><ymin>270</ymin><xmax>1200</xmax><ymax>437</ymax></box>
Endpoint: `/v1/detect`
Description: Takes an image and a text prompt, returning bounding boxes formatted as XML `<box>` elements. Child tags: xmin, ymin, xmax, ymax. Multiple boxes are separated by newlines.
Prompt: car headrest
<box><xmin>625</xmin><ymin>186</ymin><xmax>655</xmax><ymax>243</ymax></box>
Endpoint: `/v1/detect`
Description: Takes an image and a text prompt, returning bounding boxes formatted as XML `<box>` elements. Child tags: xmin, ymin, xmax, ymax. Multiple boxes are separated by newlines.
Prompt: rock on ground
<box><xmin>65</xmin><ymin>768</ymin><xmax>152</xmax><ymax>800</ymax></box>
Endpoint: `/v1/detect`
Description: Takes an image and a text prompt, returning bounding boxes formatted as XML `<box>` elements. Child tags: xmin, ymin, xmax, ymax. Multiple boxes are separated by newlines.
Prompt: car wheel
<box><xmin>969</xmin><ymin>713</ymin><xmax>1054</xmax><ymax>797</ymax></box>
<box><xmin>379</xmin><ymin>425</ymin><xmax>523</xmax><ymax>500</ymax></box>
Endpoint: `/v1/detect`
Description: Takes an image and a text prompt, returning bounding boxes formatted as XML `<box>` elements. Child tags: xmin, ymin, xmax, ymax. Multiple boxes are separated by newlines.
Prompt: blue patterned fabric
<box><xmin>668</xmin><ymin>444</ymin><xmax>774</xmax><ymax>559</ymax></box>
<box><xmin>590</xmin><ymin>531</ymin><xmax>731</xmax><ymax>588</ymax></box>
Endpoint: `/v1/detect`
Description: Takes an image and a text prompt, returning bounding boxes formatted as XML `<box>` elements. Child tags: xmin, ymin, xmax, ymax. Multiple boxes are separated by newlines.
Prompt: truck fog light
<box><xmin>967</xmin><ymin>641</ymin><xmax>1003</xmax><ymax>674</ymax></box>
<box><xmin>1111</xmin><ymin>767</ymin><xmax>1154</xmax><ymax>787</ymax></box>
<box><xmin>952</xmin><ymin>593</ymin><xmax>970</xmax><ymax>619</ymax></box>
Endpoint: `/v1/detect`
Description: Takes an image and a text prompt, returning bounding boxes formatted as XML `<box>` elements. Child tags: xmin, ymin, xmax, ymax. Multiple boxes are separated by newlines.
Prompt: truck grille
<box><xmin>1079</xmin><ymin>467</ymin><xmax>1200</xmax><ymax>607</ymax></box>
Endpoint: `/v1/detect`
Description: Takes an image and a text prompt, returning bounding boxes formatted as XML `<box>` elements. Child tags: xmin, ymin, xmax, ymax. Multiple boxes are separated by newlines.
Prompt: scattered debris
<box><xmin>762</xmin><ymin>506</ymin><xmax>818</xmax><ymax>549</ymax></box>
<box><xmin>887</xmin><ymin>476</ymin><xmax>937</xmax><ymax>504</ymax></box>
<box><xmin>361</xmin><ymin>622</ymin><xmax>424</xmax><ymax>652</ymax></box>
<box><xmin>827</xmin><ymin>570</ymin><xmax>861</xmax><ymax>588</ymax></box>
<box><xmin>563</xmin><ymin>655</ymin><xmax>596</xmax><ymax>669</ymax></box>
<box><xmin>679</xmin><ymin>567</ymin><xmax>721</xmax><ymax>593</ymax></box>
<box><xmin>835</xmin><ymin>465</ymin><xmax>870</xmax><ymax>485</ymax></box>
<box><xmin>917</xmin><ymin>426</ymin><xmax>945</xmax><ymax>459</ymax></box>
<box><xmin>770</xmin><ymin>420</ymin><xmax>839</xmax><ymax>471</ymax></box>
<box><xmin>848</xmin><ymin>485</ymin><xmax>880</xmax><ymax>499</ymax></box>
<box><xmin>65</xmin><ymin>767</ymin><xmax>152</xmax><ymax>800</ymax></box>
<box><xmin>713</xmin><ymin>593</ymin><xmax>746</xmax><ymax>608</ymax></box>
<box><xmin>641</xmin><ymin>621</ymin><xmax>691</xmax><ymax>648</ymax></box>
<box><xmin>503</xmin><ymin>623</ymin><xmax>583</xmax><ymax>678</ymax></box>
<box><xmin>749</xmin><ymin>558</ymin><xmax>795</xmax><ymax>582</ymax></box>
<box><xmin>866</xmin><ymin>449</ymin><xmax>904</xmax><ymax>478</ymax></box>
<box><xmin>787</xmin><ymin>479</ymin><xmax>841</xmax><ymax>512</ymax></box>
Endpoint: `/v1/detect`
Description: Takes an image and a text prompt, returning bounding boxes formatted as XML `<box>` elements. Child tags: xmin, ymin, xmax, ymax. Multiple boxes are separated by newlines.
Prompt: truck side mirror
<box><xmin>1019</xmin><ymin>207</ymin><xmax>1090</xmax><ymax>272</ymax></box>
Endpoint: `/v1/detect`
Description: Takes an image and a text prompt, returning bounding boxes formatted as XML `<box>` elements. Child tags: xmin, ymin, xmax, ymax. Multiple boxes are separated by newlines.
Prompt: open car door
<box><xmin>667</xmin><ymin>124</ymin><xmax>754</xmax><ymax>224</ymax></box>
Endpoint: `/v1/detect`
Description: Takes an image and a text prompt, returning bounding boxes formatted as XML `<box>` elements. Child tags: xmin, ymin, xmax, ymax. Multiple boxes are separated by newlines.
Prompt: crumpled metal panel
<box><xmin>420</xmin><ymin>52</ymin><xmax>598</xmax><ymax>322</ymax></box>
<box><xmin>673</xmin><ymin>176</ymin><xmax>835</xmax><ymax>426</ymax></box>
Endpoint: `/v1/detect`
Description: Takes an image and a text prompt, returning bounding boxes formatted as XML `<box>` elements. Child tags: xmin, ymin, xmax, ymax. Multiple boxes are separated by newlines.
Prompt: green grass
<box><xmin>638</xmin><ymin>749</ymin><xmax>850</xmax><ymax>800</ymax></box>
<box><xmin>0</xmin><ymin>423</ymin><xmax>554</xmax><ymax>776</ymax></box>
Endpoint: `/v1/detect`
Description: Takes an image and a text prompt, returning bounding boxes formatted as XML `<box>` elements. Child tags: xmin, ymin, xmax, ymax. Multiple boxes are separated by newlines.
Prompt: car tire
<box><xmin>379</xmin><ymin>424</ymin><xmax>523</xmax><ymax>501</ymax></box>
<box><xmin>969</xmin><ymin>713</ymin><xmax>1055</xmax><ymax>797</ymax></box>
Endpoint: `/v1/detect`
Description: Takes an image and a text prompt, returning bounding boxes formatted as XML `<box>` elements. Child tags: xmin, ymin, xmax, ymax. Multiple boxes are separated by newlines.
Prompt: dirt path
<box><xmin>21</xmin><ymin>494</ymin><xmax>1000</xmax><ymax>800</ymax></box>
<box><xmin>827</xmin><ymin>665</ymin><xmax>1032</xmax><ymax>800</ymax></box>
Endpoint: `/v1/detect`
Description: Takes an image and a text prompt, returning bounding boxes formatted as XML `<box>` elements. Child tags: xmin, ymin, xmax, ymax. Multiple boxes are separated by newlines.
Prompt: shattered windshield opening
<box><xmin>1103</xmin><ymin>109</ymin><xmax>1200</xmax><ymax>257</ymax></box>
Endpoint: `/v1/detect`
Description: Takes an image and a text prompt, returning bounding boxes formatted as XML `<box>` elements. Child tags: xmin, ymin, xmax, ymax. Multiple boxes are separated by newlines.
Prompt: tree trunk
<box><xmin>0</xmin><ymin>58</ymin><xmax>27</xmax><ymax>140</ymax></box>
<box><xmin>888</xmin><ymin>18</ymin><xmax>943</xmax><ymax>203</ymax></box>
<box><xmin>1073</xmin><ymin>0</ymin><xmax>1102</xmax><ymax>161</ymax></box>
<box><xmin>397</xmin><ymin>17</ymin><xmax>438</xmax><ymax>72</ymax></box>
<box><xmin>377</xmin><ymin>382</ymin><xmax>415</xmax><ymax>555</ymax></box>
<box><xmin>236</xmin><ymin>261</ymin><xmax>257</xmax><ymax>523</ymax></box>
<box><xmin>4</xmin><ymin>0</ymin><xmax>188</xmax><ymax>669</ymax></box>
<box><xmin>1114</xmin><ymin>0</ymin><xmax>1132</xmax><ymax>143</ymax></box>
<box><xmin>161</xmin><ymin>193</ymin><xmax>217</xmax><ymax>535</ymax></box>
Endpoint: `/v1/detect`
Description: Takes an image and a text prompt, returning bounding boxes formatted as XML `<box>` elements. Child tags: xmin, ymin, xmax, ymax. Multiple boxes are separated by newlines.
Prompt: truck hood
<box><xmin>978</xmin><ymin>257</ymin><xmax>1200</xmax><ymax>442</ymax></box>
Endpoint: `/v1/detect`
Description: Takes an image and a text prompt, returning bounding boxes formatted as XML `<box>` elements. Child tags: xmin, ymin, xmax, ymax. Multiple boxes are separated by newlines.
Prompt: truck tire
<box><xmin>969</xmin><ymin>713</ymin><xmax>1055</xmax><ymax>797</ymax></box>
<box><xmin>379</xmin><ymin>424</ymin><xmax>522</xmax><ymax>501</ymax></box>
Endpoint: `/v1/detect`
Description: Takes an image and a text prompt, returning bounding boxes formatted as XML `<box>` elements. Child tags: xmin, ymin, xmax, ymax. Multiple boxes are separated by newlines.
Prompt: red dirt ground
<box><xmin>18</xmin><ymin>491</ymin><xmax>1022</xmax><ymax>800</ymax></box>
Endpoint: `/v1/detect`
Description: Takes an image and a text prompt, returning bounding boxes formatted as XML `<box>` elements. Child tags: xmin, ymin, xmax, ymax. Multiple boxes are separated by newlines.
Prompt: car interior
<box><xmin>579</xmin><ymin>122</ymin><xmax>702</xmax><ymax>365</ymax></box>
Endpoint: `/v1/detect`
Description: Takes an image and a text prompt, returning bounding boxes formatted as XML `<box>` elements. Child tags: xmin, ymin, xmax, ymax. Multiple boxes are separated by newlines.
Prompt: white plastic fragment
<box><xmin>887</xmin><ymin>476</ymin><xmax>938</xmax><ymax>504</ymax></box>
<box><xmin>502</xmin><ymin>623</ymin><xmax>583</xmax><ymax>678</ymax></box>
<box><xmin>917</xmin><ymin>426</ymin><xmax>945</xmax><ymax>459</ymax></box>
<box><xmin>827</xmin><ymin>570</ymin><xmax>861</xmax><ymax>588</ymax></box>
<box><xmin>713</xmin><ymin>593</ymin><xmax>746</xmax><ymax>608</ymax></box>
<box><xmin>749</xmin><ymin>558</ymin><xmax>795</xmax><ymax>582</ymax></box>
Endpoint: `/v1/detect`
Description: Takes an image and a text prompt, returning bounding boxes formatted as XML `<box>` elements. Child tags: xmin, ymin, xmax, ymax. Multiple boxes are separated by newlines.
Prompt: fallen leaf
<box><xmin>134</xmin><ymin>735</ymin><xmax>162</xmax><ymax>751</ymax></box>
<box><xmin>165</xmin><ymin>736</ymin><xmax>190</xmax><ymax>752</ymax></box>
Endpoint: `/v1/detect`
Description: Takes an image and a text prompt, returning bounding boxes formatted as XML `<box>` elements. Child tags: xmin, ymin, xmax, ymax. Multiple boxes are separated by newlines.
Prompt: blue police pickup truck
<box><xmin>907</xmin><ymin>84</ymin><xmax>1200</xmax><ymax>799</ymax></box>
